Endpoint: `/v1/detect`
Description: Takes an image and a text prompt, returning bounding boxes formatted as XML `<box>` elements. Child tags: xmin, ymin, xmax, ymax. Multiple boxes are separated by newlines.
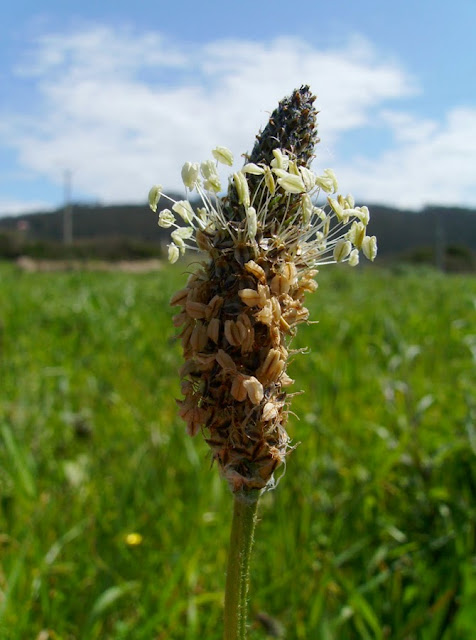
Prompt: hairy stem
<box><xmin>223</xmin><ymin>495</ymin><xmax>259</xmax><ymax>640</ymax></box>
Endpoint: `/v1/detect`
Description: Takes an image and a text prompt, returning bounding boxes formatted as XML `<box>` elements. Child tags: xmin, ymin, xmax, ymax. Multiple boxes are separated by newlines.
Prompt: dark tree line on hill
<box><xmin>0</xmin><ymin>202</ymin><xmax>475</xmax><ymax>269</ymax></box>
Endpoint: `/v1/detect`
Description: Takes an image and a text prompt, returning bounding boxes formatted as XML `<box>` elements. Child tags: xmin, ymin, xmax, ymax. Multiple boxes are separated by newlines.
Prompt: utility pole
<box><xmin>63</xmin><ymin>169</ymin><xmax>73</xmax><ymax>245</ymax></box>
<box><xmin>435</xmin><ymin>209</ymin><xmax>445</xmax><ymax>272</ymax></box>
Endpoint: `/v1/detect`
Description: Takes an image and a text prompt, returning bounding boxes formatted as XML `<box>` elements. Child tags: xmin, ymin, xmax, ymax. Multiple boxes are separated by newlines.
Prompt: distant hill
<box><xmin>366</xmin><ymin>205</ymin><xmax>476</xmax><ymax>256</ymax></box>
<box><xmin>1</xmin><ymin>202</ymin><xmax>475</xmax><ymax>268</ymax></box>
<box><xmin>0</xmin><ymin>202</ymin><xmax>171</xmax><ymax>245</ymax></box>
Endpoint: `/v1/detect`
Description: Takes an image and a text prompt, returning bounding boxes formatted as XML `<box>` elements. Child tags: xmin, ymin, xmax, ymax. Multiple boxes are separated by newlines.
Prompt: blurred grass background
<box><xmin>0</xmin><ymin>262</ymin><xmax>475</xmax><ymax>639</ymax></box>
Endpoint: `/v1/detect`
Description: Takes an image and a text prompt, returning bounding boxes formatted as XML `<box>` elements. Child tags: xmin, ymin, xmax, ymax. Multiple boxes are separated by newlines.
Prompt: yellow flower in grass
<box><xmin>125</xmin><ymin>532</ymin><xmax>143</xmax><ymax>546</ymax></box>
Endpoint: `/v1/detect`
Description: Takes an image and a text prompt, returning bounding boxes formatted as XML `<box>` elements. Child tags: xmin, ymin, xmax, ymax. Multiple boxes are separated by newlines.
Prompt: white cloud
<box><xmin>0</xmin><ymin>199</ymin><xmax>53</xmax><ymax>217</ymax></box>
<box><xmin>339</xmin><ymin>107</ymin><xmax>476</xmax><ymax>208</ymax></box>
<box><xmin>14</xmin><ymin>27</ymin><xmax>187</xmax><ymax>78</ymax></box>
<box><xmin>4</xmin><ymin>24</ymin><xmax>474</xmax><ymax>211</ymax></box>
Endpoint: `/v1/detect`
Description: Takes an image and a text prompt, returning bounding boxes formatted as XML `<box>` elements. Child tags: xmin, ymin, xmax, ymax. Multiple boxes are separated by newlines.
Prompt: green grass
<box><xmin>0</xmin><ymin>261</ymin><xmax>475</xmax><ymax>639</ymax></box>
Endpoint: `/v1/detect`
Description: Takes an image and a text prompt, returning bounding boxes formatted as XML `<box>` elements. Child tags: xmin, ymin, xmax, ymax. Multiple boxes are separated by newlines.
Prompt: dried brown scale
<box><xmin>172</xmin><ymin>235</ymin><xmax>313</xmax><ymax>494</ymax></box>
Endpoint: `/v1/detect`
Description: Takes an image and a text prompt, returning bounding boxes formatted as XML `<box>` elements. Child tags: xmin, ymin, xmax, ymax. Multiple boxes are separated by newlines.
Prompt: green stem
<box><xmin>223</xmin><ymin>495</ymin><xmax>259</xmax><ymax>640</ymax></box>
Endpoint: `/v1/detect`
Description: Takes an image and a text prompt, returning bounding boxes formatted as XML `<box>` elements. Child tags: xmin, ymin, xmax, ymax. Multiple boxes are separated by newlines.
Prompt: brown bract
<box><xmin>172</xmin><ymin>251</ymin><xmax>313</xmax><ymax>494</ymax></box>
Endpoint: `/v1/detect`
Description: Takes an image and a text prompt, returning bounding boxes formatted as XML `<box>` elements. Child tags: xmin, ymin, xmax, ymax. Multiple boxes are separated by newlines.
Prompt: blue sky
<box><xmin>1</xmin><ymin>0</ymin><xmax>475</xmax><ymax>215</ymax></box>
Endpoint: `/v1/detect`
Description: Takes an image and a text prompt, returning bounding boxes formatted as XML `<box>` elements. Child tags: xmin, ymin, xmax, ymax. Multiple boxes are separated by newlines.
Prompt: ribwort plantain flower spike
<box><xmin>150</xmin><ymin>86</ymin><xmax>377</xmax><ymax>500</ymax></box>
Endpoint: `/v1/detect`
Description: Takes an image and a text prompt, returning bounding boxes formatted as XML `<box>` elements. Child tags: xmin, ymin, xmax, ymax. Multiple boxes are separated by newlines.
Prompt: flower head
<box><xmin>125</xmin><ymin>532</ymin><xmax>143</xmax><ymax>546</ymax></box>
<box><xmin>150</xmin><ymin>86</ymin><xmax>377</xmax><ymax>499</ymax></box>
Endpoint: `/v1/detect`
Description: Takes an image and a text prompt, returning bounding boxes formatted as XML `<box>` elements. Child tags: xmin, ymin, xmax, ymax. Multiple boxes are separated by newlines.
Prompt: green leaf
<box><xmin>89</xmin><ymin>581</ymin><xmax>139</xmax><ymax>622</ymax></box>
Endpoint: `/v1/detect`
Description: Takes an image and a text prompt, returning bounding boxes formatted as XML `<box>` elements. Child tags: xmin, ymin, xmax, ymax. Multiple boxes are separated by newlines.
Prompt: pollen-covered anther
<box><xmin>300</xmin><ymin>166</ymin><xmax>316</xmax><ymax>192</ymax></box>
<box><xmin>333</xmin><ymin>239</ymin><xmax>352</xmax><ymax>262</ymax></box>
<box><xmin>357</xmin><ymin>206</ymin><xmax>370</xmax><ymax>226</ymax></box>
<box><xmin>245</xmin><ymin>207</ymin><xmax>258</xmax><ymax>242</ymax></box>
<box><xmin>201</xmin><ymin>160</ymin><xmax>221</xmax><ymax>192</ymax></box>
<box><xmin>362</xmin><ymin>235</ymin><xmax>378</xmax><ymax>261</ymax></box>
<box><xmin>347</xmin><ymin>221</ymin><xmax>366</xmax><ymax>249</ymax></box>
<box><xmin>212</xmin><ymin>146</ymin><xmax>234</xmax><ymax>166</ymax></box>
<box><xmin>186</xmin><ymin>300</ymin><xmax>209</xmax><ymax>319</ymax></box>
<box><xmin>148</xmin><ymin>185</ymin><xmax>162</xmax><ymax>213</ymax></box>
<box><xmin>168</xmin><ymin>244</ymin><xmax>180</xmax><ymax>264</ymax></box>
<box><xmin>172</xmin><ymin>200</ymin><xmax>194</xmax><ymax>224</ymax></box>
<box><xmin>349</xmin><ymin>249</ymin><xmax>359</xmax><ymax>267</ymax></box>
<box><xmin>181</xmin><ymin>161</ymin><xmax>199</xmax><ymax>190</ymax></box>
<box><xmin>271</xmin><ymin>148</ymin><xmax>289</xmax><ymax>170</ymax></box>
<box><xmin>276</xmin><ymin>171</ymin><xmax>306</xmax><ymax>194</ymax></box>
<box><xmin>233</xmin><ymin>171</ymin><xmax>251</xmax><ymax>208</ymax></box>
<box><xmin>257</xmin><ymin>349</ymin><xmax>286</xmax><ymax>384</ymax></box>
<box><xmin>242</xmin><ymin>163</ymin><xmax>265</xmax><ymax>175</ymax></box>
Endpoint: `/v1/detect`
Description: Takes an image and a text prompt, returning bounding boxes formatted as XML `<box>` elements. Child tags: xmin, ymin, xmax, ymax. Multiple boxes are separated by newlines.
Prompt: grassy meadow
<box><xmin>0</xmin><ymin>260</ymin><xmax>475</xmax><ymax>639</ymax></box>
